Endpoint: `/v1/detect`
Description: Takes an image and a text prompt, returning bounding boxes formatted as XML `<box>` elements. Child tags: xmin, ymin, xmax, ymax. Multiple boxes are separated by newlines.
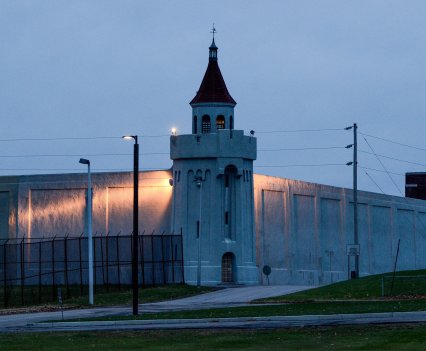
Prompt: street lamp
<box><xmin>79</xmin><ymin>158</ymin><xmax>93</xmax><ymax>305</ymax></box>
<box><xmin>123</xmin><ymin>135</ymin><xmax>139</xmax><ymax>315</ymax></box>
<box><xmin>194</xmin><ymin>174</ymin><xmax>204</xmax><ymax>287</ymax></box>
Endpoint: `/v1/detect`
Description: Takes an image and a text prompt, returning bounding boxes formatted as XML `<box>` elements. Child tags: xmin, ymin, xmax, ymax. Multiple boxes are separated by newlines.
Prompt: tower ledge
<box><xmin>170</xmin><ymin>130</ymin><xmax>256</xmax><ymax>161</ymax></box>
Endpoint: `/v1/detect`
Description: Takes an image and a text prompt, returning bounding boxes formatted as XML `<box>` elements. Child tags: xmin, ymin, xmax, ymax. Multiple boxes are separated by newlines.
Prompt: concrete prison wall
<box><xmin>0</xmin><ymin>170</ymin><xmax>173</xmax><ymax>239</ymax></box>
<box><xmin>254</xmin><ymin>174</ymin><xmax>426</xmax><ymax>286</ymax></box>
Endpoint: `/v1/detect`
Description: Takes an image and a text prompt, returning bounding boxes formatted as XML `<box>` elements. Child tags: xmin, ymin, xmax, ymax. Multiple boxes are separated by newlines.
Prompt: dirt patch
<box><xmin>0</xmin><ymin>304</ymin><xmax>80</xmax><ymax>316</ymax></box>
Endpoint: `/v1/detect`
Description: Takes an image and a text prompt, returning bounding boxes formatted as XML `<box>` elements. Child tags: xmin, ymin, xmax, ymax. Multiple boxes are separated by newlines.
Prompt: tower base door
<box><xmin>221</xmin><ymin>252</ymin><xmax>235</xmax><ymax>283</ymax></box>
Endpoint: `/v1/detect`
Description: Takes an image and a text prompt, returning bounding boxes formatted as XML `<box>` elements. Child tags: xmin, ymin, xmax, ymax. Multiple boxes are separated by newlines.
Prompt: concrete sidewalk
<box><xmin>142</xmin><ymin>285</ymin><xmax>309</xmax><ymax>312</ymax></box>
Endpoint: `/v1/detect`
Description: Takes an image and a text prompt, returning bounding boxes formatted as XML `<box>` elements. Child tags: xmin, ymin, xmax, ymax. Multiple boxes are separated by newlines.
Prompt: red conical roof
<box><xmin>190</xmin><ymin>40</ymin><xmax>236</xmax><ymax>106</ymax></box>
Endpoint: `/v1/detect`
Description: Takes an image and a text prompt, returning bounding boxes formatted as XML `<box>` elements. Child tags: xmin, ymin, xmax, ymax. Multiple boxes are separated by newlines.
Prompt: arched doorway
<box><xmin>221</xmin><ymin>252</ymin><xmax>236</xmax><ymax>283</ymax></box>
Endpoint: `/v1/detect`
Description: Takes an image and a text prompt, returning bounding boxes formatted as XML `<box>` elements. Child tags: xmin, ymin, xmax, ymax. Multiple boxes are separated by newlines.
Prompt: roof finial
<box><xmin>211</xmin><ymin>24</ymin><xmax>216</xmax><ymax>40</ymax></box>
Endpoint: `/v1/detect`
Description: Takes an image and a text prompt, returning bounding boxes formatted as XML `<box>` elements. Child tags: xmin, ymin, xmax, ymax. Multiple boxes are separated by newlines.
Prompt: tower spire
<box><xmin>209</xmin><ymin>24</ymin><xmax>218</xmax><ymax>61</ymax></box>
<box><xmin>211</xmin><ymin>24</ymin><xmax>216</xmax><ymax>40</ymax></box>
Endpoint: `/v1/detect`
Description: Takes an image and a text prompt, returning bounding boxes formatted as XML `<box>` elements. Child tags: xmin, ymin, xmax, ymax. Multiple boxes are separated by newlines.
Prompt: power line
<box><xmin>256</xmin><ymin>128</ymin><xmax>345</xmax><ymax>134</ymax></box>
<box><xmin>0</xmin><ymin>178</ymin><xmax>172</xmax><ymax>186</ymax></box>
<box><xmin>358</xmin><ymin>166</ymin><xmax>404</xmax><ymax>176</ymax></box>
<box><xmin>362</xmin><ymin>170</ymin><xmax>386</xmax><ymax>194</ymax></box>
<box><xmin>362</xmin><ymin>136</ymin><xmax>404</xmax><ymax>195</ymax></box>
<box><xmin>359</xmin><ymin>150</ymin><xmax>426</xmax><ymax>167</ymax></box>
<box><xmin>0</xmin><ymin>152</ymin><xmax>169</xmax><ymax>158</ymax></box>
<box><xmin>0</xmin><ymin>134</ymin><xmax>170</xmax><ymax>143</ymax></box>
<box><xmin>258</xmin><ymin>146</ymin><xmax>345</xmax><ymax>152</ymax></box>
<box><xmin>255</xmin><ymin>163</ymin><xmax>346</xmax><ymax>168</ymax></box>
<box><xmin>359</xmin><ymin>132</ymin><xmax>426</xmax><ymax>153</ymax></box>
<box><xmin>0</xmin><ymin>167</ymin><xmax>167</xmax><ymax>172</ymax></box>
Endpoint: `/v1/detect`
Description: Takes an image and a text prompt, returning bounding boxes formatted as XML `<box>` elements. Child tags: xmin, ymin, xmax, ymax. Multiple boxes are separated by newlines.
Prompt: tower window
<box><xmin>216</xmin><ymin>115</ymin><xmax>225</xmax><ymax>130</ymax></box>
<box><xmin>225</xmin><ymin>211</ymin><xmax>229</xmax><ymax>225</ymax></box>
<box><xmin>202</xmin><ymin>115</ymin><xmax>211</xmax><ymax>133</ymax></box>
<box><xmin>193</xmin><ymin>115</ymin><xmax>198</xmax><ymax>134</ymax></box>
<box><xmin>230</xmin><ymin>115</ymin><xmax>234</xmax><ymax>130</ymax></box>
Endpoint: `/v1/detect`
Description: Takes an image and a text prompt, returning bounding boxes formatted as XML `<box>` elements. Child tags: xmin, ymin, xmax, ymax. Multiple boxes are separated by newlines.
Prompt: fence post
<box><xmin>180</xmin><ymin>228</ymin><xmax>185</xmax><ymax>283</ymax></box>
<box><xmin>151</xmin><ymin>231</ymin><xmax>155</xmax><ymax>287</ymax></box>
<box><xmin>51</xmin><ymin>235</ymin><xmax>56</xmax><ymax>301</ymax></box>
<box><xmin>139</xmin><ymin>232</ymin><xmax>144</xmax><ymax>288</ymax></box>
<box><xmin>161</xmin><ymin>232</ymin><xmax>166</xmax><ymax>284</ymax></box>
<box><xmin>20</xmin><ymin>238</ymin><xmax>24</xmax><ymax>306</ymax></box>
<box><xmin>170</xmin><ymin>235</ymin><xmax>175</xmax><ymax>283</ymax></box>
<box><xmin>78</xmin><ymin>233</ymin><xmax>83</xmax><ymax>296</ymax></box>
<box><xmin>100</xmin><ymin>233</ymin><xmax>105</xmax><ymax>287</ymax></box>
<box><xmin>93</xmin><ymin>235</ymin><xmax>97</xmax><ymax>294</ymax></box>
<box><xmin>116</xmin><ymin>233</ymin><xmax>121</xmax><ymax>290</ymax></box>
<box><xmin>64</xmin><ymin>234</ymin><xmax>70</xmax><ymax>299</ymax></box>
<box><xmin>3</xmin><ymin>240</ymin><xmax>8</xmax><ymax>308</ymax></box>
<box><xmin>106</xmin><ymin>232</ymin><xmax>109</xmax><ymax>292</ymax></box>
<box><xmin>38</xmin><ymin>240</ymin><xmax>42</xmax><ymax>304</ymax></box>
<box><xmin>381</xmin><ymin>276</ymin><xmax>385</xmax><ymax>297</ymax></box>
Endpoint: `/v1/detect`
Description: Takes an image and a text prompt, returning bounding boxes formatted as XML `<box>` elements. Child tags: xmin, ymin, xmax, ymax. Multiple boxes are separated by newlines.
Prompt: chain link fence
<box><xmin>0</xmin><ymin>232</ymin><xmax>184</xmax><ymax>308</ymax></box>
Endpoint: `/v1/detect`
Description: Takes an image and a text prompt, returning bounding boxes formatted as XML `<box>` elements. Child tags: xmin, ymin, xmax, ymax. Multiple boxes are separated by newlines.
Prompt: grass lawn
<box><xmin>260</xmin><ymin>269</ymin><xmax>426</xmax><ymax>302</ymax></box>
<box><xmin>1</xmin><ymin>324</ymin><xmax>426</xmax><ymax>350</ymax></box>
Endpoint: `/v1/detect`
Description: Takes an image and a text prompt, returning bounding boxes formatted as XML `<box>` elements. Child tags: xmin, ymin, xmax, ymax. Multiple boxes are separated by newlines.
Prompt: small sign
<box><xmin>262</xmin><ymin>265</ymin><xmax>272</xmax><ymax>276</ymax></box>
<box><xmin>346</xmin><ymin>244</ymin><xmax>360</xmax><ymax>256</ymax></box>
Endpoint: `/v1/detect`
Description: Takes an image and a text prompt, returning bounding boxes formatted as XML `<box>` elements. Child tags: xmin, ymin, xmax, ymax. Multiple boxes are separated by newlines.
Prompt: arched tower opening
<box><xmin>216</xmin><ymin>115</ymin><xmax>225</xmax><ymax>130</ymax></box>
<box><xmin>202</xmin><ymin>115</ymin><xmax>211</xmax><ymax>133</ymax></box>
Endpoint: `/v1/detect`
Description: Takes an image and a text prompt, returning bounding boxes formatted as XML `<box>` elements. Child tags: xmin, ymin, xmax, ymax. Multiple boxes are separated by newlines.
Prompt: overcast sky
<box><xmin>1</xmin><ymin>0</ymin><xmax>426</xmax><ymax>196</ymax></box>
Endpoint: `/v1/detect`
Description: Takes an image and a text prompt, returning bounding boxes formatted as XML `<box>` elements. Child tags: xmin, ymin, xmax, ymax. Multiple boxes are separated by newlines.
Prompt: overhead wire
<box><xmin>359</xmin><ymin>132</ymin><xmax>426</xmax><ymax>153</ymax></box>
<box><xmin>258</xmin><ymin>146</ymin><xmax>345</xmax><ymax>152</ymax></box>
<box><xmin>362</xmin><ymin>169</ymin><xmax>386</xmax><ymax>194</ymax></box>
<box><xmin>362</xmin><ymin>137</ymin><xmax>404</xmax><ymax>196</ymax></box>
<box><xmin>359</xmin><ymin>150</ymin><xmax>426</xmax><ymax>167</ymax></box>
<box><xmin>255</xmin><ymin>163</ymin><xmax>346</xmax><ymax>168</ymax></box>
<box><xmin>0</xmin><ymin>134</ymin><xmax>170</xmax><ymax>142</ymax></box>
<box><xmin>256</xmin><ymin>127</ymin><xmax>345</xmax><ymax>134</ymax></box>
<box><xmin>0</xmin><ymin>152</ymin><xmax>169</xmax><ymax>158</ymax></box>
<box><xmin>358</xmin><ymin>166</ymin><xmax>404</xmax><ymax>176</ymax></box>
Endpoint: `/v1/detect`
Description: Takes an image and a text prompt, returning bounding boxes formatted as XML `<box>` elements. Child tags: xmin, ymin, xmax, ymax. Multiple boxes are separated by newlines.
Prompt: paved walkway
<box><xmin>142</xmin><ymin>285</ymin><xmax>309</xmax><ymax>312</ymax></box>
<box><xmin>0</xmin><ymin>285</ymin><xmax>309</xmax><ymax>332</ymax></box>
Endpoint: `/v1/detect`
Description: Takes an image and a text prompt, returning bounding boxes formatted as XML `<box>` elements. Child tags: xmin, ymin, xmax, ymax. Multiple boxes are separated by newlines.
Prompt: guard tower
<box><xmin>170</xmin><ymin>33</ymin><xmax>258</xmax><ymax>285</ymax></box>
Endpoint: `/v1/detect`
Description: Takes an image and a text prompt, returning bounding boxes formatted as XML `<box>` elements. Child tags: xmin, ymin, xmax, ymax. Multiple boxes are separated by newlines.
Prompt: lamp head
<box><xmin>79</xmin><ymin>158</ymin><xmax>90</xmax><ymax>165</ymax></box>
<box><xmin>122</xmin><ymin>135</ymin><xmax>138</xmax><ymax>143</ymax></box>
<box><xmin>171</xmin><ymin>128</ymin><xmax>177</xmax><ymax>136</ymax></box>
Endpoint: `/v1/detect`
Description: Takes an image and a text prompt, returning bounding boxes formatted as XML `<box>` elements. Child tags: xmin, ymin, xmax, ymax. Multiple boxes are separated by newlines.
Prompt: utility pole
<box><xmin>353</xmin><ymin>123</ymin><xmax>359</xmax><ymax>278</ymax></box>
<box><xmin>346</xmin><ymin>123</ymin><xmax>359</xmax><ymax>278</ymax></box>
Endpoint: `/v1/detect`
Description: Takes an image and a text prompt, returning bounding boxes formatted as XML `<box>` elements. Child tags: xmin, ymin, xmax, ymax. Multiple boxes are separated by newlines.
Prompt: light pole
<box><xmin>194</xmin><ymin>174</ymin><xmax>204</xmax><ymax>287</ymax></box>
<box><xmin>123</xmin><ymin>135</ymin><xmax>139</xmax><ymax>315</ymax></box>
<box><xmin>79</xmin><ymin>158</ymin><xmax>93</xmax><ymax>305</ymax></box>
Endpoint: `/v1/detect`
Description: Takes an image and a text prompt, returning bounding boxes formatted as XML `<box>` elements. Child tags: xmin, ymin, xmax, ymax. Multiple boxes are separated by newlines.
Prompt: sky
<box><xmin>1</xmin><ymin>0</ymin><xmax>426</xmax><ymax>196</ymax></box>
